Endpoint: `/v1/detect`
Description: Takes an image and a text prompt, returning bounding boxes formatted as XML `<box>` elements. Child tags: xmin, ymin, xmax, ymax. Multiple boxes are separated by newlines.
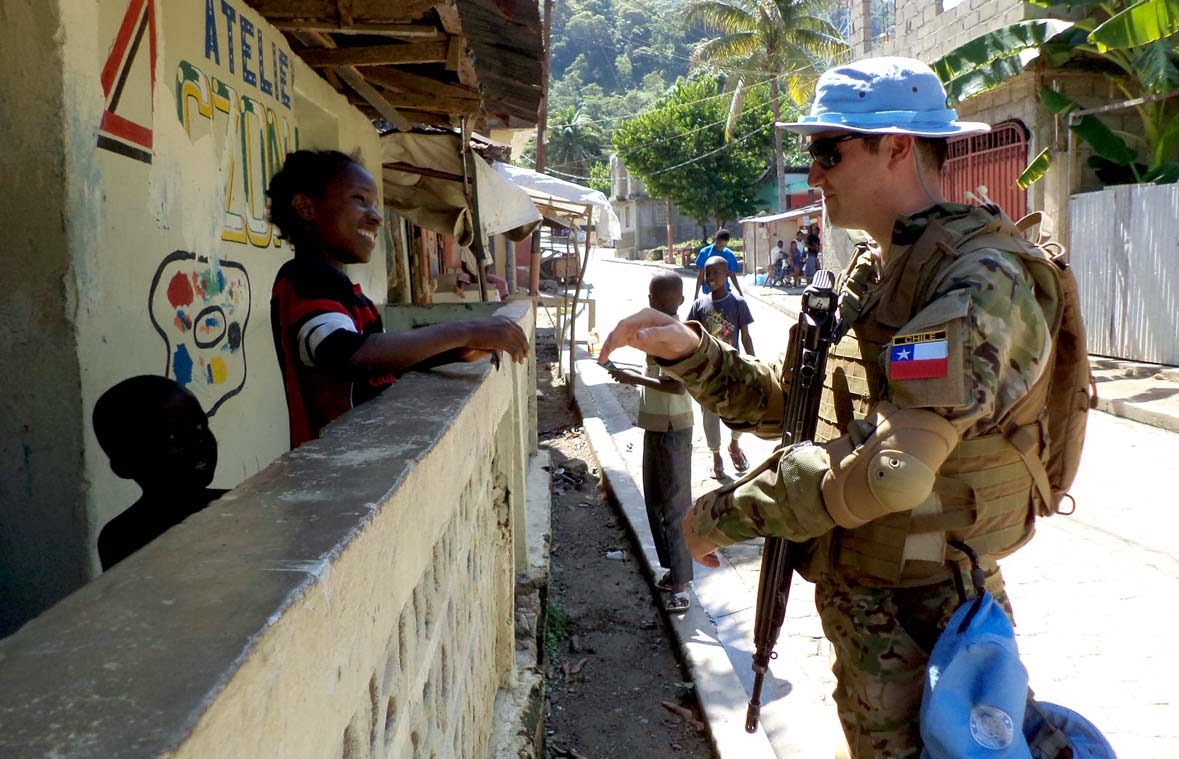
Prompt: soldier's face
<box><xmin>806</xmin><ymin>130</ymin><xmax>888</xmax><ymax>231</ymax></box>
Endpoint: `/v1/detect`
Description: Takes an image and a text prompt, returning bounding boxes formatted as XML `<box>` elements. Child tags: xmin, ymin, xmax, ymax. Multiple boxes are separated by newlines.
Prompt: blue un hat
<box><xmin>920</xmin><ymin>592</ymin><xmax>1032</xmax><ymax>759</ymax></box>
<box><xmin>776</xmin><ymin>57</ymin><xmax>990</xmax><ymax>137</ymax></box>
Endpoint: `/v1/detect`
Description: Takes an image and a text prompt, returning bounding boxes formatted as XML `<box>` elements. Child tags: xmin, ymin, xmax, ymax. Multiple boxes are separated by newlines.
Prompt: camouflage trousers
<box><xmin>815</xmin><ymin>564</ymin><xmax>1013</xmax><ymax>759</ymax></box>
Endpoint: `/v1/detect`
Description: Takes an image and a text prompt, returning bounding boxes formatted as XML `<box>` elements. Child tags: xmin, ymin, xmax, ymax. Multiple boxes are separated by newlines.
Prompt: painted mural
<box><xmin>149</xmin><ymin>251</ymin><xmax>250</xmax><ymax>416</ymax></box>
<box><xmin>176</xmin><ymin>0</ymin><xmax>299</xmax><ymax>250</ymax></box>
<box><xmin>97</xmin><ymin>0</ymin><xmax>157</xmax><ymax>164</ymax></box>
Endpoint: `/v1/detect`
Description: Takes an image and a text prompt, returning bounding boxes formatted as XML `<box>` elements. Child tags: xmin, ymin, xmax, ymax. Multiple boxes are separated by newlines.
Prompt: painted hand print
<box><xmin>149</xmin><ymin>250</ymin><xmax>250</xmax><ymax>415</ymax></box>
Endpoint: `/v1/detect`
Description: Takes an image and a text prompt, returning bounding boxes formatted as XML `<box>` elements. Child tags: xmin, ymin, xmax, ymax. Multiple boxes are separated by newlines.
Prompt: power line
<box><xmin>541</xmin><ymin>118</ymin><xmax>775</xmax><ymax>183</ymax></box>
<box><xmin>546</xmin><ymin>73</ymin><xmax>786</xmax><ymax>130</ymax></box>
<box><xmin>645</xmin><ymin>121</ymin><xmax>775</xmax><ymax>176</ymax></box>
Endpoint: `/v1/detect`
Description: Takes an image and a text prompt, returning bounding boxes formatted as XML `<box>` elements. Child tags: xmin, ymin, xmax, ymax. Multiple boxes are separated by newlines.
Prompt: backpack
<box><xmin>953</xmin><ymin>209</ymin><xmax>1097</xmax><ymax>517</ymax></box>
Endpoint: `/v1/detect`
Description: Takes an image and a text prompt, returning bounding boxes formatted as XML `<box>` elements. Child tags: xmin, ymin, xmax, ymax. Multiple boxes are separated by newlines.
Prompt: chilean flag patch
<box><xmin>889</xmin><ymin>330</ymin><xmax>949</xmax><ymax>380</ymax></box>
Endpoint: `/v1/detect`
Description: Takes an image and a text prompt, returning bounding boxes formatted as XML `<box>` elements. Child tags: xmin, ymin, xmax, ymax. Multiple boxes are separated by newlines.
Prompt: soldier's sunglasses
<box><xmin>806</xmin><ymin>133</ymin><xmax>868</xmax><ymax>170</ymax></box>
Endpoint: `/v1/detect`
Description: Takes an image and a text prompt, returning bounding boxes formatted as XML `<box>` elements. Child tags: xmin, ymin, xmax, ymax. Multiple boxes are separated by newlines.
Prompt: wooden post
<box><xmin>567</xmin><ymin>204</ymin><xmax>593</xmax><ymax>381</ymax></box>
<box><xmin>460</xmin><ymin>117</ymin><xmax>489</xmax><ymax>302</ymax></box>
<box><xmin>666</xmin><ymin>198</ymin><xmax>673</xmax><ymax>261</ymax></box>
<box><xmin>530</xmin><ymin>0</ymin><xmax>553</xmax><ymax>296</ymax></box>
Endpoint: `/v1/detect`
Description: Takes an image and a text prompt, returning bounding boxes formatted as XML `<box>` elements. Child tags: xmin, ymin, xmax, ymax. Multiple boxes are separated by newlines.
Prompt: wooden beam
<box><xmin>271</xmin><ymin>20</ymin><xmax>442</xmax><ymax>38</ymax></box>
<box><xmin>445</xmin><ymin>35</ymin><xmax>465</xmax><ymax>72</ymax></box>
<box><xmin>348</xmin><ymin>99</ymin><xmax>456</xmax><ymax>127</ymax></box>
<box><xmin>379</xmin><ymin>89</ymin><xmax>480</xmax><ymax>114</ymax></box>
<box><xmin>383</xmin><ymin>161</ymin><xmax>467</xmax><ymax>183</ymax></box>
<box><xmin>395</xmin><ymin>110</ymin><xmax>456</xmax><ymax>127</ymax></box>
<box><xmin>296</xmin><ymin>41</ymin><xmax>449</xmax><ymax>68</ymax></box>
<box><xmin>433</xmin><ymin>0</ymin><xmax>462</xmax><ymax>35</ymax></box>
<box><xmin>361</xmin><ymin>67</ymin><xmax>478</xmax><ymax>101</ymax></box>
<box><xmin>249</xmin><ymin>0</ymin><xmax>439</xmax><ymax>22</ymax></box>
<box><xmin>336</xmin><ymin>67</ymin><xmax>412</xmax><ymax>130</ymax></box>
<box><xmin>334</xmin><ymin>0</ymin><xmax>352</xmax><ymax>27</ymax></box>
<box><xmin>293</xmin><ymin>30</ymin><xmax>411</xmax><ymax>131</ymax></box>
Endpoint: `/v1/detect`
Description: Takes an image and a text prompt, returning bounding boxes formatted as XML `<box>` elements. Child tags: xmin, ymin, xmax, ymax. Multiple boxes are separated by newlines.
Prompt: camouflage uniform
<box><xmin>663</xmin><ymin>204</ymin><xmax>1058</xmax><ymax>758</ymax></box>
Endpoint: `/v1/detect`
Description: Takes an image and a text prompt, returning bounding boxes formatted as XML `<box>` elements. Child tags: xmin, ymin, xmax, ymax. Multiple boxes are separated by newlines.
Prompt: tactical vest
<box><xmin>800</xmin><ymin>205</ymin><xmax>1065</xmax><ymax>587</ymax></box>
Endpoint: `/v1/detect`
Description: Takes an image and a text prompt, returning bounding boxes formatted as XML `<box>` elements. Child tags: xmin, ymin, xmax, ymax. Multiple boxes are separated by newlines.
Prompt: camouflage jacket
<box><xmin>663</xmin><ymin>205</ymin><xmax>1056</xmax><ymax>552</ymax></box>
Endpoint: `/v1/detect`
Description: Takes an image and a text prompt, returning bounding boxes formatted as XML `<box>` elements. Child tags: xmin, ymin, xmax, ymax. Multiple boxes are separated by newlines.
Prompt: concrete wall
<box><xmin>857</xmin><ymin>0</ymin><xmax>1028</xmax><ymax>61</ymax></box>
<box><xmin>612</xmin><ymin>198</ymin><xmax>701</xmax><ymax>259</ymax></box>
<box><xmin>0</xmin><ymin>302</ymin><xmax>538</xmax><ymax>758</ymax></box>
<box><xmin>0</xmin><ymin>0</ymin><xmax>385</xmax><ymax>632</ymax></box>
<box><xmin>0</xmin><ymin>0</ymin><xmax>90</xmax><ymax>631</ymax></box>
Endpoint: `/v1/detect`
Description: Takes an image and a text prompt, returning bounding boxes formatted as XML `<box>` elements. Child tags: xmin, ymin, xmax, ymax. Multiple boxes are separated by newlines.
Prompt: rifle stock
<box><xmin>745</xmin><ymin>269</ymin><xmax>840</xmax><ymax>733</ymax></box>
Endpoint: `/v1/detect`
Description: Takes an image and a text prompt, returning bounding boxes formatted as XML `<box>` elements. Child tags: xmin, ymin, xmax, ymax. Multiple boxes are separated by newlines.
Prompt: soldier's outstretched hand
<box><xmin>681</xmin><ymin>510</ymin><xmax>721</xmax><ymax>568</ymax></box>
<box><xmin>599</xmin><ymin>308</ymin><xmax>699</xmax><ymax>364</ymax></box>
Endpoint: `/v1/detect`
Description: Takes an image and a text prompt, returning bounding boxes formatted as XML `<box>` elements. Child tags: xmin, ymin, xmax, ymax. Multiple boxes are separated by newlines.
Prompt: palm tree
<box><xmin>544</xmin><ymin>104</ymin><xmax>606</xmax><ymax>183</ymax></box>
<box><xmin>683</xmin><ymin>0</ymin><xmax>848</xmax><ymax>211</ymax></box>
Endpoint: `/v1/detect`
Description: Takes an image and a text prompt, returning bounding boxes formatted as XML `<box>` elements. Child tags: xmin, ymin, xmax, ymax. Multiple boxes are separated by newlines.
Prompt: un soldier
<box><xmin>600</xmin><ymin>57</ymin><xmax>1064</xmax><ymax>757</ymax></box>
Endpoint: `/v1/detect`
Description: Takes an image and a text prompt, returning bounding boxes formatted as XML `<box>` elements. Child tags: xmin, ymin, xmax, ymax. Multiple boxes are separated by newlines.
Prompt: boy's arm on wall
<box><xmin>349</xmin><ymin>317</ymin><xmax>529</xmax><ymax>376</ymax></box>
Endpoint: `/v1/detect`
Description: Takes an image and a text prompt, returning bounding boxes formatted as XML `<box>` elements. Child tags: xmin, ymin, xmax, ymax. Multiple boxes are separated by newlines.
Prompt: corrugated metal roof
<box><xmin>739</xmin><ymin>202</ymin><xmax>823</xmax><ymax>224</ymax></box>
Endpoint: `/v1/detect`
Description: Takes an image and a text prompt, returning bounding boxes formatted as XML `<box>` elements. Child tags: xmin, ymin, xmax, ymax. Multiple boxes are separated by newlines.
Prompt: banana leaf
<box><xmin>1090</xmin><ymin>0</ymin><xmax>1179</xmax><ymax>52</ymax></box>
<box><xmin>1132</xmin><ymin>39</ymin><xmax>1179</xmax><ymax>91</ymax></box>
<box><xmin>1157</xmin><ymin>110</ymin><xmax>1179</xmax><ymax>164</ymax></box>
<box><xmin>1143</xmin><ymin>161</ymin><xmax>1179</xmax><ymax>181</ymax></box>
<box><xmin>1018</xmin><ymin>147</ymin><xmax>1054</xmax><ymax>189</ymax></box>
<box><xmin>1041</xmin><ymin>86</ymin><xmax>1140</xmax><ymax>164</ymax></box>
<box><xmin>932</xmin><ymin>20</ymin><xmax>1076</xmax><ymax>104</ymax></box>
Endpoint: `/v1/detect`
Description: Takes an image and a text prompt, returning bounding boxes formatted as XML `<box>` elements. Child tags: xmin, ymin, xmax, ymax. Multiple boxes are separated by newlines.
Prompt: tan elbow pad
<box><xmin>821</xmin><ymin>401</ymin><xmax>959</xmax><ymax>528</ymax></box>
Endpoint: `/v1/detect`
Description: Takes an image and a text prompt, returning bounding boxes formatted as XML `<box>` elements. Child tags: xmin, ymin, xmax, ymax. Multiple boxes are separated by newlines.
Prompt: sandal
<box><xmin>729</xmin><ymin>444</ymin><xmax>749</xmax><ymax>473</ymax></box>
<box><xmin>655</xmin><ymin>571</ymin><xmax>673</xmax><ymax>592</ymax></box>
<box><xmin>665</xmin><ymin>592</ymin><xmax>691</xmax><ymax>614</ymax></box>
<box><xmin>710</xmin><ymin>464</ymin><xmax>725</xmax><ymax>480</ymax></box>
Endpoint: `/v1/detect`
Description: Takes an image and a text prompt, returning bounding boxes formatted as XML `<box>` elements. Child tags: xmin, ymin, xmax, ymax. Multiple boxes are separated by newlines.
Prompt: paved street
<box><xmin>576</xmin><ymin>246</ymin><xmax>1179</xmax><ymax>758</ymax></box>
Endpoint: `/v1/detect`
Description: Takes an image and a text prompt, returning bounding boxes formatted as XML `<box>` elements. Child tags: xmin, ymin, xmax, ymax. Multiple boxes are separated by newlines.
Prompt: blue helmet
<box><xmin>919</xmin><ymin>590</ymin><xmax>1116</xmax><ymax>759</ymax></box>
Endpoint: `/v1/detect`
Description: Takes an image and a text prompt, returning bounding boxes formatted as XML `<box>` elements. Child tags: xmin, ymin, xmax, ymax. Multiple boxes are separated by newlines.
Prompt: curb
<box><xmin>565</xmin><ymin>349</ymin><xmax>780</xmax><ymax>759</ymax></box>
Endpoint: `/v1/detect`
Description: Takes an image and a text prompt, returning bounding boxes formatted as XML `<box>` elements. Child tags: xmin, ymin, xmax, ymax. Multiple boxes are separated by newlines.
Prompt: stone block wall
<box><xmin>860</xmin><ymin>0</ymin><xmax>1029</xmax><ymax>61</ymax></box>
<box><xmin>0</xmin><ymin>302</ymin><xmax>538</xmax><ymax>759</ymax></box>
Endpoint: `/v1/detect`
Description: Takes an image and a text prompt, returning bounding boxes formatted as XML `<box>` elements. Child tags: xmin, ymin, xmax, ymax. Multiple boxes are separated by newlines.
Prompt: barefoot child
<box><xmin>94</xmin><ymin>376</ymin><xmax>227</xmax><ymax>570</ymax></box>
<box><xmin>267</xmin><ymin>150</ymin><xmax>530</xmax><ymax>447</ymax></box>
<box><xmin>606</xmin><ymin>272</ymin><xmax>694</xmax><ymax>613</ymax></box>
<box><xmin>689</xmin><ymin>256</ymin><xmax>755</xmax><ymax>479</ymax></box>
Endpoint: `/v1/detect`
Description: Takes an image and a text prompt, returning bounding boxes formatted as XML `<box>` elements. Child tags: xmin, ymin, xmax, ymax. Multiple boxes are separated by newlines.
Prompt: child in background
<box><xmin>607</xmin><ymin>272</ymin><xmax>694</xmax><ymax>613</ymax></box>
<box><xmin>93</xmin><ymin>375</ymin><xmax>227</xmax><ymax>570</ymax></box>
<box><xmin>692</xmin><ymin>228</ymin><xmax>743</xmax><ymax>299</ymax></box>
<box><xmin>267</xmin><ymin>150</ymin><xmax>530</xmax><ymax>448</ymax></box>
<box><xmin>689</xmin><ymin>256</ymin><xmax>755</xmax><ymax>479</ymax></box>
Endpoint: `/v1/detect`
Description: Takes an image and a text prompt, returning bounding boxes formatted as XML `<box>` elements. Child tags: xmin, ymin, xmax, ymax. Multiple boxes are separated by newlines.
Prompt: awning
<box><xmin>381</xmin><ymin>132</ymin><xmax>542</xmax><ymax>247</ymax></box>
<box><xmin>739</xmin><ymin>203</ymin><xmax>823</xmax><ymax>225</ymax></box>
<box><xmin>492</xmin><ymin>163</ymin><xmax>622</xmax><ymax>240</ymax></box>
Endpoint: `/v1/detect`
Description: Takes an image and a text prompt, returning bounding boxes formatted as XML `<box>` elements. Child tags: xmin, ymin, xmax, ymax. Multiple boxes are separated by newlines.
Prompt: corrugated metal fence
<box><xmin>1070</xmin><ymin>183</ymin><xmax>1179</xmax><ymax>365</ymax></box>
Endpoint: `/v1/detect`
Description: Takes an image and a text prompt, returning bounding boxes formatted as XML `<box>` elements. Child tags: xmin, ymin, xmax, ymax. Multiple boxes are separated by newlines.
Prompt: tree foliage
<box><xmin>539</xmin><ymin>0</ymin><xmax>701</xmax><ymax>185</ymax></box>
<box><xmin>681</xmin><ymin>0</ymin><xmax>848</xmax><ymax>210</ymax></box>
<box><xmin>612</xmin><ymin>75</ymin><xmax>775</xmax><ymax>224</ymax></box>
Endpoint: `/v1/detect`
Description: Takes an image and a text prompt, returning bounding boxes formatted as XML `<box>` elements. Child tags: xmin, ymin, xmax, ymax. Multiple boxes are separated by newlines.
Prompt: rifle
<box><xmin>745</xmin><ymin>269</ymin><xmax>840</xmax><ymax>733</ymax></box>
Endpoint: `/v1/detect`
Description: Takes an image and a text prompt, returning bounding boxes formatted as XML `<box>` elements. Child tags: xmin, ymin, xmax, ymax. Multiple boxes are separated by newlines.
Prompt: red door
<box><xmin>941</xmin><ymin>121</ymin><xmax>1029</xmax><ymax>220</ymax></box>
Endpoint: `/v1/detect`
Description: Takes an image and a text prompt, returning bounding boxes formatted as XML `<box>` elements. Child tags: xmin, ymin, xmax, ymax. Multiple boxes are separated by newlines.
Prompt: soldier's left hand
<box><xmin>682</xmin><ymin>510</ymin><xmax>721</xmax><ymax>568</ymax></box>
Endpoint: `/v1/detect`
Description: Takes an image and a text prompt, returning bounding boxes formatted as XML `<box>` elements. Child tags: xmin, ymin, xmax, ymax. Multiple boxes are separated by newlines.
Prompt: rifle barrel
<box><xmin>744</xmin><ymin>270</ymin><xmax>839</xmax><ymax>733</ymax></box>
